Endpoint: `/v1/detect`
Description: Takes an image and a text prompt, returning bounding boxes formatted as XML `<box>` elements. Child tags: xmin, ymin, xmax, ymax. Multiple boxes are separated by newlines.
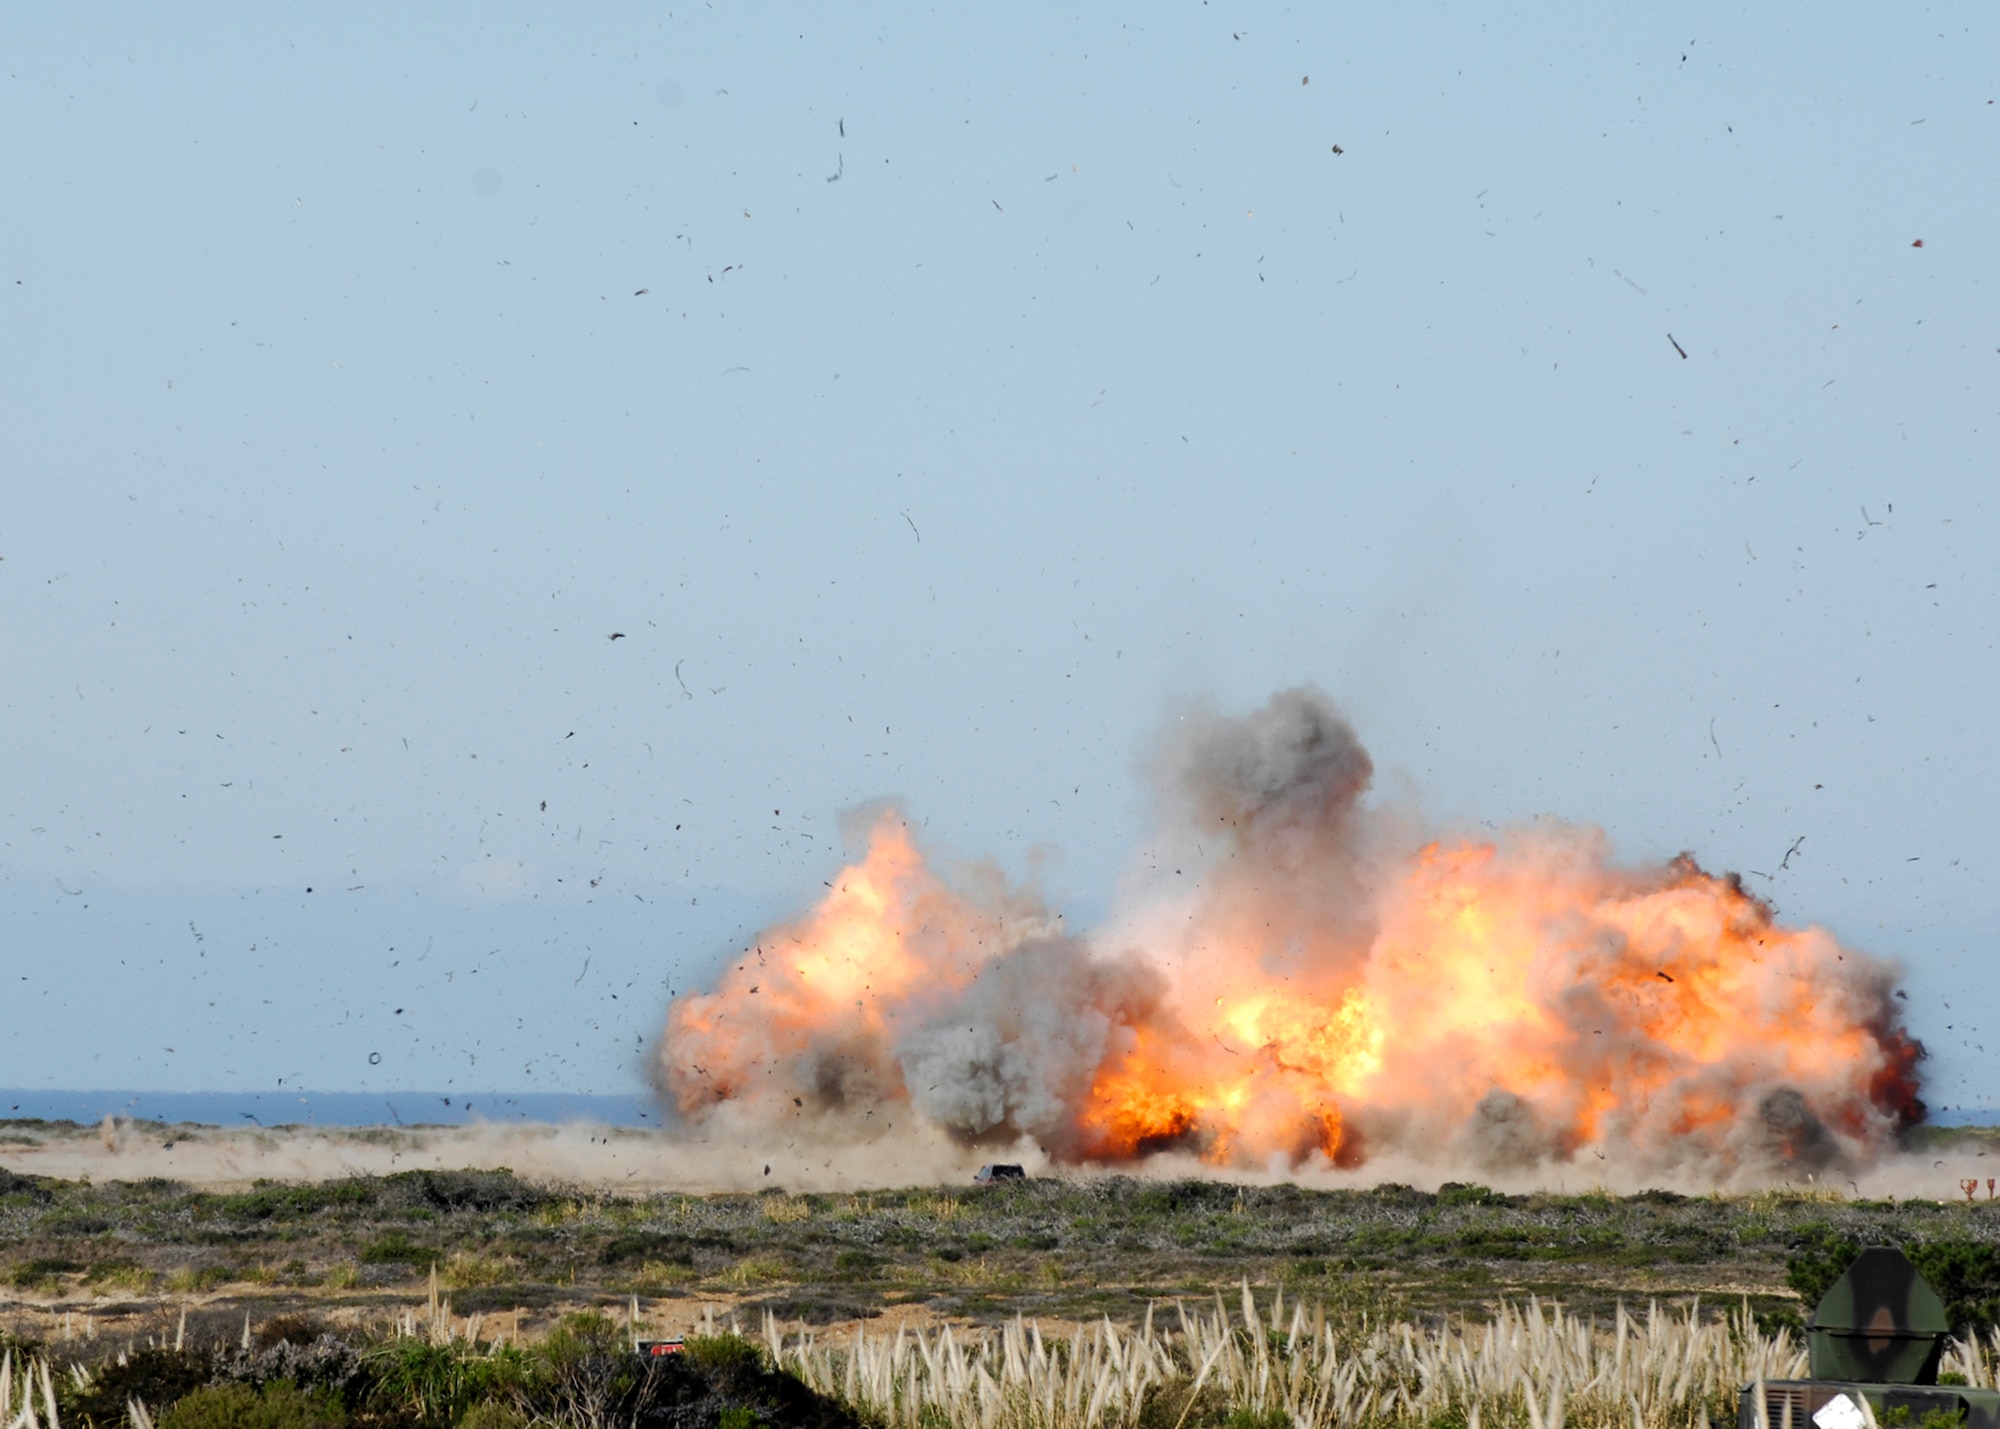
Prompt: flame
<box><xmin>657</xmin><ymin>698</ymin><xmax>1924</xmax><ymax>1181</ymax></box>
<box><xmin>665</xmin><ymin>817</ymin><xmax>1051</xmax><ymax>1120</ymax></box>
<box><xmin>1073</xmin><ymin>988</ymin><xmax>1378</xmax><ymax>1165</ymax></box>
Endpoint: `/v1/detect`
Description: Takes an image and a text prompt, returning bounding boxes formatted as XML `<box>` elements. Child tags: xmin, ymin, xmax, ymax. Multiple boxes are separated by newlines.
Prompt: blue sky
<box><xmin>3</xmin><ymin>4</ymin><xmax>1996</xmax><ymax>1106</ymax></box>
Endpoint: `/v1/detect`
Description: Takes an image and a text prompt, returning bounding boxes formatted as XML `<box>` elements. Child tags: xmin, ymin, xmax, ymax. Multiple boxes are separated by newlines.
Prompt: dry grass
<box><xmin>1</xmin><ymin>1352</ymin><xmax>64</xmax><ymax>1429</ymax></box>
<box><xmin>1944</xmin><ymin>1327</ymin><xmax>2000</xmax><ymax>1388</ymax></box>
<box><xmin>160</xmin><ymin>1268</ymin><xmax>229</xmax><ymax>1296</ymax></box>
<box><xmin>0</xmin><ymin>1282</ymin><xmax>1850</xmax><ymax>1429</ymax></box>
<box><xmin>771</xmin><ymin>1283</ymin><xmax>1804</xmax><ymax>1429</ymax></box>
<box><xmin>439</xmin><ymin>1250</ymin><xmax>519</xmax><ymax>1289</ymax></box>
<box><xmin>761</xmin><ymin>1195</ymin><xmax>813</xmax><ymax>1225</ymax></box>
<box><xmin>909</xmin><ymin>1192</ymin><xmax>968</xmax><ymax>1223</ymax></box>
<box><xmin>626</xmin><ymin>1258</ymin><xmax>700</xmax><ymax>1288</ymax></box>
<box><xmin>723</xmin><ymin>1253</ymin><xmax>792</xmax><ymax>1288</ymax></box>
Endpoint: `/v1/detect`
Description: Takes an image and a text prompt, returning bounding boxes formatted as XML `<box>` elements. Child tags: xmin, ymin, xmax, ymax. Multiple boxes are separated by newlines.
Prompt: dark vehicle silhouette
<box><xmin>973</xmin><ymin>1163</ymin><xmax>1026</xmax><ymax>1184</ymax></box>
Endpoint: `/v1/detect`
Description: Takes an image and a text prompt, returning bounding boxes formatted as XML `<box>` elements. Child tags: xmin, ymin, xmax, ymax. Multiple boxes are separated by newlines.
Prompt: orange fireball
<box><xmin>656</xmin><ymin>690</ymin><xmax>1923</xmax><ymax>1180</ymax></box>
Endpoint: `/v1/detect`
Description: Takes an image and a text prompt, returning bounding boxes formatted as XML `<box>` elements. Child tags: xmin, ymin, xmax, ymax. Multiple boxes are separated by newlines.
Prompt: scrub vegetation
<box><xmin>6</xmin><ymin>1147</ymin><xmax>2000</xmax><ymax>1327</ymax></box>
<box><xmin>7</xmin><ymin>1125</ymin><xmax>2000</xmax><ymax>1427</ymax></box>
<box><xmin>10</xmin><ymin>1278</ymin><xmax>2000</xmax><ymax>1429</ymax></box>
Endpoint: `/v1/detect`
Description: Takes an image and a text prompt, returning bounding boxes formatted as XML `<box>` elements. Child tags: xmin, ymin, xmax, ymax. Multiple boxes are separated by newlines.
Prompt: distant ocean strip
<box><xmin>0</xmin><ymin>1089</ymin><xmax>658</xmax><ymax>1128</ymax></box>
<box><xmin>3</xmin><ymin>1088</ymin><xmax>1994</xmax><ymax>1131</ymax></box>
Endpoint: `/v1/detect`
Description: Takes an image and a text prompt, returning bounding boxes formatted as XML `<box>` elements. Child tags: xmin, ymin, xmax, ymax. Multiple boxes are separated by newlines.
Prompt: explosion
<box><xmin>657</xmin><ymin>690</ymin><xmax>1924</xmax><ymax>1182</ymax></box>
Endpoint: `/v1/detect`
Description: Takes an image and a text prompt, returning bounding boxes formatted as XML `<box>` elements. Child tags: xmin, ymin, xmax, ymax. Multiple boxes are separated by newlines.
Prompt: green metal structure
<box><xmin>1740</xmin><ymin>1248</ymin><xmax>2000</xmax><ymax>1429</ymax></box>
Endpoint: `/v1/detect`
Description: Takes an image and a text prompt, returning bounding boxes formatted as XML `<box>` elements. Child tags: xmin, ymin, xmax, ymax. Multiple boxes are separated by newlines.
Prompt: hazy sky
<box><xmin>4</xmin><ymin>5</ymin><xmax>1996</xmax><ymax>1107</ymax></box>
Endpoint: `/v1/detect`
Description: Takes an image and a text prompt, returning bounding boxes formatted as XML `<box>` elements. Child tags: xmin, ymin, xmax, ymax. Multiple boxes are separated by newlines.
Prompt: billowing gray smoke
<box><xmin>1458</xmin><ymin>1089</ymin><xmax>1559</xmax><ymax>1172</ymax></box>
<box><xmin>1169</xmin><ymin>686</ymin><xmax>1374</xmax><ymax>845</ymax></box>
<box><xmin>1153</xmin><ymin>686</ymin><xmax>1384</xmax><ymax>984</ymax></box>
<box><xmin>899</xmin><ymin>937</ymin><xmax>1169</xmax><ymax>1156</ymax></box>
<box><xmin>660</xmin><ymin>686</ymin><xmax>1927</xmax><ymax>1187</ymax></box>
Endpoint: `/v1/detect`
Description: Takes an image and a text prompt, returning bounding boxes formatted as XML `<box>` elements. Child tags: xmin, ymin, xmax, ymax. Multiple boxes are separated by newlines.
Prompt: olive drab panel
<box><xmin>1807</xmin><ymin>1247</ymin><xmax>1950</xmax><ymax>1385</ymax></box>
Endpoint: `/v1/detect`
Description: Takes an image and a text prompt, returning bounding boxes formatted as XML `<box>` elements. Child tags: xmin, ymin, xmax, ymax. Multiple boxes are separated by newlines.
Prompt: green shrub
<box><xmin>0</xmin><ymin>1329</ymin><xmax>44</xmax><ymax>1361</ymax></box>
<box><xmin>359</xmin><ymin>1234</ymin><xmax>432</xmax><ymax>1266</ymax></box>
<box><xmin>1435</xmin><ymin>1183</ymin><xmax>1500</xmax><ymax>1209</ymax></box>
<box><xmin>681</xmin><ymin>1333</ymin><xmax>764</xmax><ymax>1375</ymax></box>
<box><xmin>218</xmin><ymin>1181</ymin><xmax>375</xmax><ymax>1221</ymax></box>
<box><xmin>60</xmin><ymin>1348</ymin><xmax>215</xmax><ymax>1429</ymax></box>
<box><xmin>85</xmin><ymin>1258</ymin><xmax>154</xmax><ymax>1292</ymax></box>
<box><xmin>252</xmin><ymin>1314</ymin><xmax>329</xmax><ymax>1350</ymax></box>
<box><xmin>1879</xmin><ymin>1407</ymin><xmax>1966</xmax><ymax>1429</ymax></box>
<box><xmin>1756</xmin><ymin>1305</ymin><xmax>1806</xmax><ymax>1338</ymax></box>
<box><xmin>520</xmin><ymin>1312</ymin><xmax>647</xmax><ymax>1429</ymax></box>
<box><xmin>158</xmin><ymin>1382</ymin><xmax>345</xmax><ymax>1429</ymax></box>
<box><xmin>366</xmin><ymin>1337</ymin><xmax>526</xmax><ymax>1429</ymax></box>
<box><xmin>0</xmin><ymin>1168</ymin><xmax>53</xmax><ymax>1202</ymax></box>
<box><xmin>9</xmin><ymin>1255</ymin><xmax>83</xmax><ymax>1287</ymax></box>
<box><xmin>453</xmin><ymin>1402</ymin><xmax>527</xmax><ymax>1429</ymax></box>
<box><xmin>381</xmin><ymin>1170</ymin><xmax>547</xmax><ymax>1214</ymax></box>
<box><xmin>1785</xmin><ymin>1225</ymin><xmax>1862</xmax><ymax>1310</ymax></box>
<box><xmin>831</xmin><ymin>1250</ymin><xmax>881</xmax><ymax>1279</ymax></box>
<box><xmin>536</xmin><ymin>1310</ymin><xmax>625</xmax><ymax>1362</ymax></box>
<box><xmin>1135</xmin><ymin>1378</ymin><xmax>1230</xmax><ymax>1429</ymax></box>
<box><xmin>1909</xmin><ymin>1240</ymin><xmax>2000</xmax><ymax>1337</ymax></box>
<box><xmin>1221</xmin><ymin>1410</ymin><xmax>1290</xmax><ymax>1429</ymax></box>
<box><xmin>597</xmin><ymin>1232</ymin><xmax>688</xmax><ymax>1267</ymax></box>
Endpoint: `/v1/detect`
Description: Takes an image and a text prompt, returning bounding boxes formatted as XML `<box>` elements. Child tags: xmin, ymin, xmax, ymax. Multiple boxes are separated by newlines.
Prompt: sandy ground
<box><xmin>3</xmin><ymin>1113</ymin><xmax>1991</xmax><ymax>1199</ymax></box>
<box><xmin>0</xmin><ymin>1117</ymin><xmax>1005</xmax><ymax>1192</ymax></box>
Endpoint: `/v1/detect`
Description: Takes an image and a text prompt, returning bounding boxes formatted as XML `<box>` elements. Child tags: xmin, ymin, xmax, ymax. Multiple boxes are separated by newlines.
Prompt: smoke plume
<box><xmin>656</xmin><ymin>688</ymin><xmax>1925</xmax><ymax>1186</ymax></box>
